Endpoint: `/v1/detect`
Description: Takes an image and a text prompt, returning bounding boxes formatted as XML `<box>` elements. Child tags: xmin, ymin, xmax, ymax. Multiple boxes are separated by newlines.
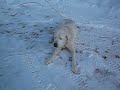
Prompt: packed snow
<box><xmin>0</xmin><ymin>0</ymin><xmax>120</xmax><ymax>90</ymax></box>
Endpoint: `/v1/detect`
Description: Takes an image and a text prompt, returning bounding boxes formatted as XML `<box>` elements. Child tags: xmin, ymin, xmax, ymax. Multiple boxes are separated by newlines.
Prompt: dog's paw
<box><xmin>46</xmin><ymin>60</ymin><xmax>51</xmax><ymax>64</ymax></box>
<box><xmin>72</xmin><ymin>66</ymin><xmax>80</xmax><ymax>74</ymax></box>
<box><xmin>45</xmin><ymin>60</ymin><xmax>52</xmax><ymax>65</ymax></box>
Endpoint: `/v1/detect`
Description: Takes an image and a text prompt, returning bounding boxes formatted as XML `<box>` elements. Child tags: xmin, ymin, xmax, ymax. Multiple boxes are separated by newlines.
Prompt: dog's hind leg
<box><xmin>46</xmin><ymin>48</ymin><xmax>62</xmax><ymax>64</ymax></box>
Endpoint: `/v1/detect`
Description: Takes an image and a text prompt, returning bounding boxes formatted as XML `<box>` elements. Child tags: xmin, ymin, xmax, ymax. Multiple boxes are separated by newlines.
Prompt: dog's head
<box><xmin>53</xmin><ymin>32</ymin><xmax>68</xmax><ymax>48</ymax></box>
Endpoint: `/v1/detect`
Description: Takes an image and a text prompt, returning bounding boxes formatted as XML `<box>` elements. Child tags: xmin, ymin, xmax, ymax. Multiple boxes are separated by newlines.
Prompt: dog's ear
<box><xmin>66</xmin><ymin>36</ymin><xmax>68</xmax><ymax>41</ymax></box>
<box><xmin>66</xmin><ymin>35</ymin><xmax>71</xmax><ymax>40</ymax></box>
<box><xmin>65</xmin><ymin>35</ymin><xmax>71</xmax><ymax>42</ymax></box>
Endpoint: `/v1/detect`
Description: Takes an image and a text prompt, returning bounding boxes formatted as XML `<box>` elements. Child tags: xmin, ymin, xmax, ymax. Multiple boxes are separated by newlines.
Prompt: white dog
<box><xmin>46</xmin><ymin>19</ymin><xmax>79</xmax><ymax>74</ymax></box>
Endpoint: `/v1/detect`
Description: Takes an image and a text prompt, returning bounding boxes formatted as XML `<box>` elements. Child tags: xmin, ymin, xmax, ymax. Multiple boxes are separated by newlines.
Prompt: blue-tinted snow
<box><xmin>0</xmin><ymin>0</ymin><xmax>120</xmax><ymax>90</ymax></box>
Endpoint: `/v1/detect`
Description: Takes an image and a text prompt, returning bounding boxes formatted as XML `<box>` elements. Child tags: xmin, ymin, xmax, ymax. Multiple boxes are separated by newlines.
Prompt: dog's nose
<box><xmin>54</xmin><ymin>43</ymin><xmax>58</xmax><ymax>47</ymax></box>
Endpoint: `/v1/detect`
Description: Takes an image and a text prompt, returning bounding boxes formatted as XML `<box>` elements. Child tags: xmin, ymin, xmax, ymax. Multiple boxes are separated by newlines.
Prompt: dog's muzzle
<box><xmin>54</xmin><ymin>42</ymin><xmax>58</xmax><ymax>47</ymax></box>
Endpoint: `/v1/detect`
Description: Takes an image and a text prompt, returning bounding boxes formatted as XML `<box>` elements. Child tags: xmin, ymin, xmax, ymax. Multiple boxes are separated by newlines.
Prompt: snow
<box><xmin>0</xmin><ymin>0</ymin><xmax>120</xmax><ymax>90</ymax></box>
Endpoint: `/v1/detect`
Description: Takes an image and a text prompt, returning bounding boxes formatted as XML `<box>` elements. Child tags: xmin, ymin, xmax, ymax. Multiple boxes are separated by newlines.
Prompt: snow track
<box><xmin>0</xmin><ymin>20</ymin><xmax>120</xmax><ymax>90</ymax></box>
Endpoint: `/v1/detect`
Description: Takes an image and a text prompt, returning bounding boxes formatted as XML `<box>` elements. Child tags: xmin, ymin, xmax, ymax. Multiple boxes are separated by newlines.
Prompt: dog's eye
<box><xmin>59</xmin><ymin>37</ymin><xmax>62</xmax><ymax>40</ymax></box>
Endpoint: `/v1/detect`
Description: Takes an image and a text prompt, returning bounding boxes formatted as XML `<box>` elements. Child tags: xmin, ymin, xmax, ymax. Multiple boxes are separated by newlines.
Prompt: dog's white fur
<box><xmin>46</xmin><ymin>19</ymin><xmax>79</xmax><ymax>74</ymax></box>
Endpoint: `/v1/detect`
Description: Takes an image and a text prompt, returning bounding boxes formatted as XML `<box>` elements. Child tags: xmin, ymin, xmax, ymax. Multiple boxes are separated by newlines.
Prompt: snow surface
<box><xmin>0</xmin><ymin>0</ymin><xmax>120</xmax><ymax>90</ymax></box>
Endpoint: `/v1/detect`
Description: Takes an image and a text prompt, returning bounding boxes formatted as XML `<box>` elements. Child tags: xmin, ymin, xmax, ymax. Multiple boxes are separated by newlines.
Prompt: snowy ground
<box><xmin>0</xmin><ymin>0</ymin><xmax>120</xmax><ymax>90</ymax></box>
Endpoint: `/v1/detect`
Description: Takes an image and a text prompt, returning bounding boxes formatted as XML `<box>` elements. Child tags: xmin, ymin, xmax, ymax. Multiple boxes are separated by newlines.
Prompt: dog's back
<box><xmin>63</xmin><ymin>19</ymin><xmax>77</xmax><ymax>39</ymax></box>
<box><xmin>63</xmin><ymin>19</ymin><xmax>75</xmax><ymax>24</ymax></box>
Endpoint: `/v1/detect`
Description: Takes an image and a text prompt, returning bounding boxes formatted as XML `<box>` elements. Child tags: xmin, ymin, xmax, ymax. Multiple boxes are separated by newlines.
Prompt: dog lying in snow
<box><xmin>46</xmin><ymin>19</ymin><xmax>79</xmax><ymax>74</ymax></box>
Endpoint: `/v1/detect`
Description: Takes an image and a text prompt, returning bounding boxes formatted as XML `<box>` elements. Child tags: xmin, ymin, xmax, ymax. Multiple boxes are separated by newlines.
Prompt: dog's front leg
<box><xmin>71</xmin><ymin>49</ymin><xmax>79</xmax><ymax>74</ymax></box>
<box><xmin>46</xmin><ymin>48</ymin><xmax>61</xmax><ymax>64</ymax></box>
<box><xmin>67</xmin><ymin>43</ymin><xmax>79</xmax><ymax>74</ymax></box>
